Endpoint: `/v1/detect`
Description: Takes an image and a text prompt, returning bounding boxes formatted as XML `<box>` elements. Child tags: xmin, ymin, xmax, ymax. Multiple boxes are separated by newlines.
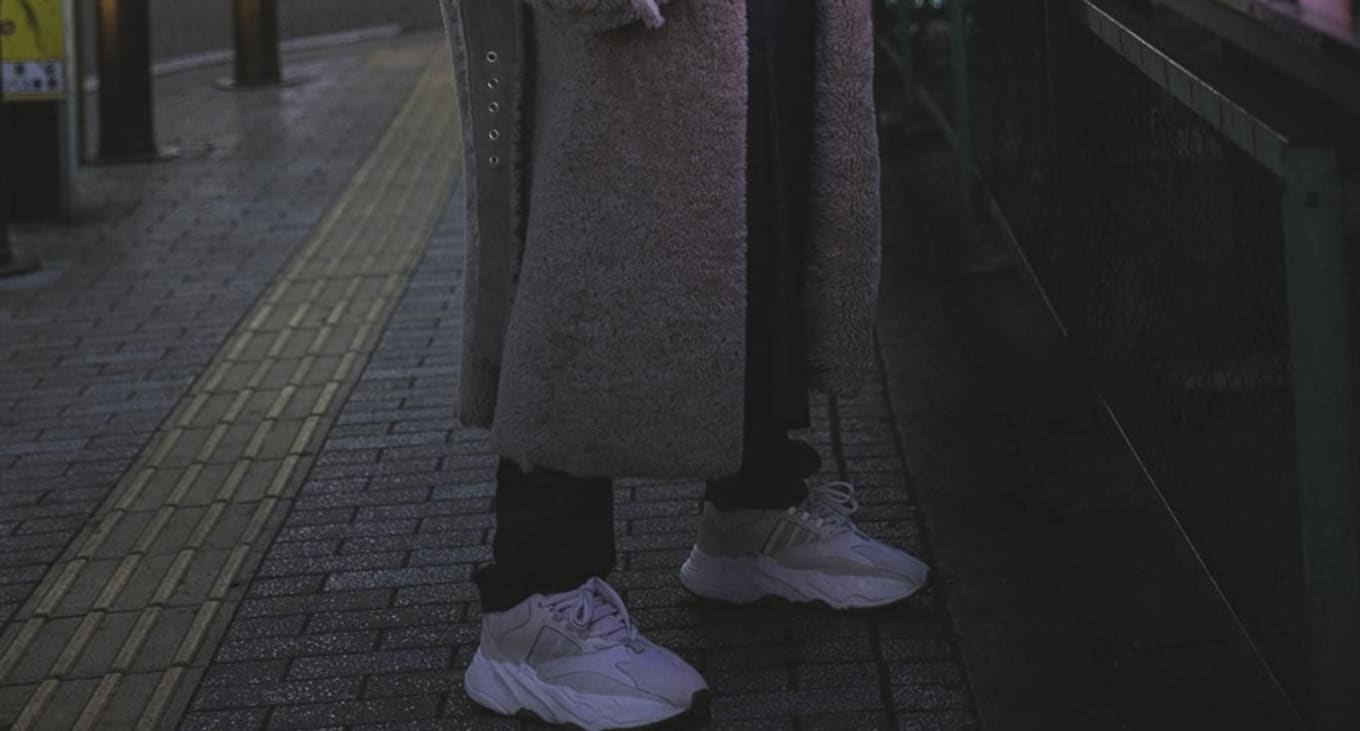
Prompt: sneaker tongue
<box><xmin>804</xmin><ymin>482</ymin><xmax>859</xmax><ymax>531</ymax></box>
<box><xmin>548</xmin><ymin>578</ymin><xmax>636</xmax><ymax>645</ymax></box>
<box><xmin>806</xmin><ymin>504</ymin><xmax>853</xmax><ymax>533</ymax></box>
<box><xmin>582</xmin><ymin>592</ymin><xmax>631</xmax><ymax>643</ymax></box>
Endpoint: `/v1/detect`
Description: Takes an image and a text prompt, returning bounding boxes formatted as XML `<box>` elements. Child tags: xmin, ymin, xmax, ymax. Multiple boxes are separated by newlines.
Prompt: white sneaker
<box><xmin>464</xmin><ymin>577</ymin><xmax>709</xmax><ymax>730</ymax></box>
<box><xmin>680</xmin><ymin>482</ymin><xmax>931</xmax><ymax>609</ymax></box>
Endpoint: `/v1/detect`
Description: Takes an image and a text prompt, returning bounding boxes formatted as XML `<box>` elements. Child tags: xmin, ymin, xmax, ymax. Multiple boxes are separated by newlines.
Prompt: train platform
<box><xmin>0</xmin><ymin>30</ymin><xmax>1274</xmax><ymax>731</ymax></box>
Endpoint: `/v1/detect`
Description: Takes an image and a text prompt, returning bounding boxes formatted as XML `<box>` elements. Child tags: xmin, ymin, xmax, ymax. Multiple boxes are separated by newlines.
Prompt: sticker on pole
<box><xmin>1</xmin><ymin>0</ymin><xmax>65</xmax><ymax>101</ymax></box>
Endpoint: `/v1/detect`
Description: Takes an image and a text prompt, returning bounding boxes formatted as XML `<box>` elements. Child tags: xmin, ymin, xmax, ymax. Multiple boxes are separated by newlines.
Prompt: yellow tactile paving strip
<box><xmin>0</xmin><ymin>46</ymin><xmax>461</xmax><ymax>730</ymax></box>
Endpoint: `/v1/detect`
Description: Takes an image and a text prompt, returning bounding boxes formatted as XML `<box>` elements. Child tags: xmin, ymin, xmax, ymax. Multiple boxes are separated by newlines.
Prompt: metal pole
<box><xmin>948</xmin><ymin>0</ymin><xmax>973</xmax><ymax>200</ymax></box>
<box><xmin>1</xmin><ymin>15</ymin><xmax>13</xmax><ymax>264</ymax></box>
<box><xmin>71</xmin><ymin>0</ymin><xmax>88</xmax><ymax>164</ymax></box>
<box><xmin>0</xmin><ymin>7</ymin><xmax>40</xmax><ymax>277</ymax></box>
<box><xmin>231</xmin><ymin>0</ymin><xmax>281</xmax><ymax>87</ymax></box>
<box><xmin>893</xmin><ymin>0</ymin><xmax>916</xmax><ymax>93</ymax></box>
<box><xmin>1281</xmin><ymin>145</ymin><xmax>1360</xmax><ymax>731</ymax></box>
<box><xmin>94</xmin><ymin>0</ymin><xmax>165</xmax><ymax>161</ymax></box>
<box><xmin>1042</xmin><ymin>0</ymin><xmax>1082</xmax><ymax>337</ymax></box>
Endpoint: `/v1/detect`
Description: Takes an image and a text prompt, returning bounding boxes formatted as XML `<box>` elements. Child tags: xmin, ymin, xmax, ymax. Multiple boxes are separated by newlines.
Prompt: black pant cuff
<box><xmin>474</xmin><ymin>563</ymin><xmax>609</xmax><ymax>614</ymax></box>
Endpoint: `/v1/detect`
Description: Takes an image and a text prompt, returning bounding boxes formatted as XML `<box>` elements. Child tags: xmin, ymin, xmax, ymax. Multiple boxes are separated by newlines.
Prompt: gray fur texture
<box><xmin>443</xmin><ymin>0</ymin><xmax>882</xmax><ymax>478</ymax></box>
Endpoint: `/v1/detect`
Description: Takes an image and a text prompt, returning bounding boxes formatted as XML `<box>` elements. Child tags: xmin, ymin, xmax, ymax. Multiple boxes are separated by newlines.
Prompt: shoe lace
<box><xmin>545</xmin><ymin>577</ymin><xmax>639</xmax><ymax>646</ymax></box>
<box><xmin>787</xmin><ymin>481</ymin><xmax>860</xmax><ymax>533</ymax></box>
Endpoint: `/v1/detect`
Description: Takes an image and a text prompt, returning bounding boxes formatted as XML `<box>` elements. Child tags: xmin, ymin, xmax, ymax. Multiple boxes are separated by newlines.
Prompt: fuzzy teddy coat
<box><xmin>441</xmin><ymin>0</ymin><xmax>882</xmax><ymax>478</ymax></box>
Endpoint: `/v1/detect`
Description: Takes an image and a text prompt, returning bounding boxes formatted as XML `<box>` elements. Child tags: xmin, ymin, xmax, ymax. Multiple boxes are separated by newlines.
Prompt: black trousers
<box><xmin>477</xmin><ymin>0</ymin><xmax>818</xmax><ymax>612</ymax></box>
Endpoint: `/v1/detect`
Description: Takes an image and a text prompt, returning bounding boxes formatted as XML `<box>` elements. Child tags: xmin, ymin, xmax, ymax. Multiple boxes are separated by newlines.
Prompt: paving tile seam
<box><xmin>0</xmin><ymin>46</ymin><xmax>463</xmax><ymax>731</ymax></box>
<box><xmin>22</xmin><ymin>148</ymin><xmax>454</xmax><ymax>728</ymax></box>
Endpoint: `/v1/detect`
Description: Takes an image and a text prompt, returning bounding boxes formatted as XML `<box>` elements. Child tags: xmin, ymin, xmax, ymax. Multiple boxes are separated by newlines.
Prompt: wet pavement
<box><xmin>1</xmin><ymin>33</ymin><xmax>977</xmax><ymax>730</ymax></box>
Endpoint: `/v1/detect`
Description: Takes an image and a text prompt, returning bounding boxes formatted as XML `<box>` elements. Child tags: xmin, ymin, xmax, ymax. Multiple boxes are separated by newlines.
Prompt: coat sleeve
<box><xmin>523</xmin><ymin>0</ymin><xmax>670</xmax><ymax>33</ymax></box>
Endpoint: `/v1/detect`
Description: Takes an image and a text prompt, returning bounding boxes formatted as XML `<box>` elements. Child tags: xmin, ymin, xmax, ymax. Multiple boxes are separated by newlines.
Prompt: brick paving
<box><xmin>1</xmin><ymin>45</ymin><xmax>461</xmax><ymax>730</ymax></box>
<box><xmin>1</xmin><ymin>31</ymin><xmax>979</xmax><ymax>731</ymax></box>
<box><xmin>0</xmin><ymin>37</ymin><xmax>438</xmax><ymax>629</ymax></box>
<box><xmin>181</xmin><ymin>182</ymin><xmax>974</xmax><ymax>729</ymax></box>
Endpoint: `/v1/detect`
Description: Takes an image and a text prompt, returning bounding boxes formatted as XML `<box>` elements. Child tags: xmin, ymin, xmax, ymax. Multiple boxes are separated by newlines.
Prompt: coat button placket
<box><xmin>484</xmin><ymin>48</ymin><xmax>501</xmax><ymax>167</ymax></box>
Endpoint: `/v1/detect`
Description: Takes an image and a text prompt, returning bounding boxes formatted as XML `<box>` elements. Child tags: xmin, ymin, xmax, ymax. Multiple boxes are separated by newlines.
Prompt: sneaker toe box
<box><xmin>540</xmin><ymin>642</ymin><xmax>706</xmax><ymax>711</ymax></box>
<box><xmin>616</xmin><ymin>642</ymin><xmax>709</xmax><ymax>708</ymax></box>
<box><xmin>850</xmin><ymin>540</ymin><xmax>931</xmax><ymax>588</ymax></box>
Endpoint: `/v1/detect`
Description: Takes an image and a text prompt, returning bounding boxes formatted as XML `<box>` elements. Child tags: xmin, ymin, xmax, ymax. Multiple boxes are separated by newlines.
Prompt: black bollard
<box><xmin>94</xmin><ymin>0</ymin><xmax>171</xmax><ymax>162</ymax></box>
<box><xmin>226</xmin><ymin>0</ymin><xmax>288</xmax><ymax>89</ymax></box>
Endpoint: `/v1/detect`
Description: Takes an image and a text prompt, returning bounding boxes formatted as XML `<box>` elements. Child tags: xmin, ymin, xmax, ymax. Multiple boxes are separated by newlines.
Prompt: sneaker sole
<box><xmin>465</xmin><ymin>649</ymin><xmax>707</xmax><ymax>730</ymax></box>
<box><xmin>513</xmin><ymin>693</ymin><xmax>711</xmax><ymax>730</ymax></box>
<box><xmin>679</xmin><ymin>547</ymin><xmax>927</xmax><ymax>609</ymax></box>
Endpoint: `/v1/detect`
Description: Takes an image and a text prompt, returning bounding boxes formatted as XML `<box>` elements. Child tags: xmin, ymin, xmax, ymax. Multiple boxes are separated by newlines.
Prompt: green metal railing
<box><xmin>880</xmin><ymin>1</ymin><xmax>1359</xmax><ymax>727</ymax></box>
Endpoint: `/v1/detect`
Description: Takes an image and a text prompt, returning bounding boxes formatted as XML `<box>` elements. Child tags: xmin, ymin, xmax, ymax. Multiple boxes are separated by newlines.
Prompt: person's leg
<box><xmin>474</xmin><ymin>459</ymin><xmax>615</xmax><ymax>611</ymax></box>
<box><xmin>703</xmin><ymin>0</ymin><xmax>816</xmax><ymax>512</ymax></box>
<box><xmin>467</xmin><ymin>461</ymin><xmax>709</xmax><ymax>727</ymax></box>
<box><xmin>682</xmin><ymin>0</ymin><xmax>930</xmax><ymax>609</ymax></box>
<box><xmin>703</xmin><ymin>431</ymin><xmax>817</xmax><ymax>510</ymax></box>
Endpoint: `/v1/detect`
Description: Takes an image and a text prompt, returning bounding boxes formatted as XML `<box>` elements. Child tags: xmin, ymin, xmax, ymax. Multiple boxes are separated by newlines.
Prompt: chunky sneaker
<box><xmin>680</xmin><ymin>482</ymin><xmax>931</xmax><ymax>609</ymax></box>
<box><xmin>464</xmin><ymin>576</ymin><xmax>709</xmax><ymax>730</ymax></box>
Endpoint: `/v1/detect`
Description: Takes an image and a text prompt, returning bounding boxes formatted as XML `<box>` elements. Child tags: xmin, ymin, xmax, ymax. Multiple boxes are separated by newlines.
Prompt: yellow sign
<box><xmin>1</xmin><ymin>0</ymin><xmax>66</xmax><ymax>100</ymax></box>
